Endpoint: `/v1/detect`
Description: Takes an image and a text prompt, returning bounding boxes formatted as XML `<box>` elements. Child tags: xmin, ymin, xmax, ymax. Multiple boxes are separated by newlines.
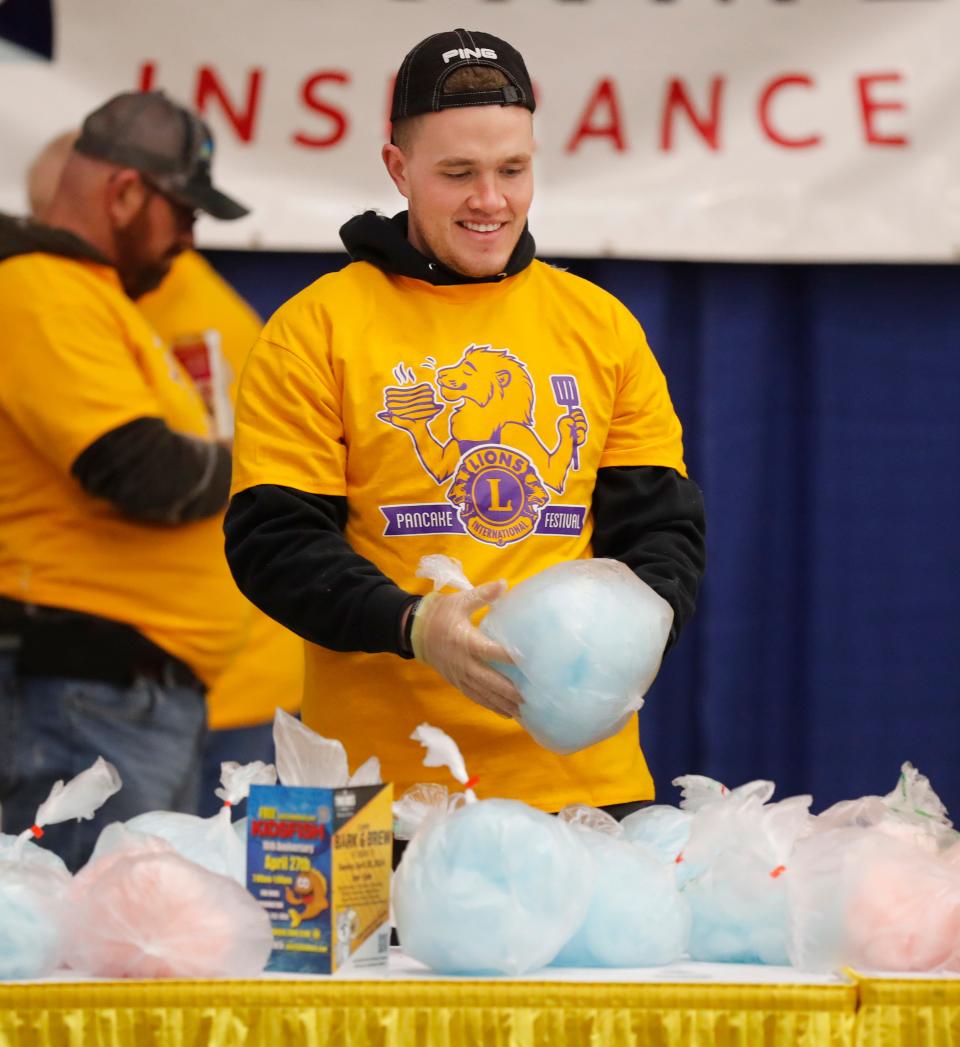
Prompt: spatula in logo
<box><xmin>550</xmin><ymin>374</ymin><xmax>581</xmax><ymax>470</ymax></box>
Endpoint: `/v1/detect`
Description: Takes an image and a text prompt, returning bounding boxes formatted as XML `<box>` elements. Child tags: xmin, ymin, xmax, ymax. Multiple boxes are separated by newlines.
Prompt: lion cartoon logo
<box><xmin>285</xmin><ymin>867</ymin><xmax>329</xmax><ymax>928</ymax></box>
<box><xmin>378</xmin><ymin>344</ymin><xmax>586</xmax><ymax>494</ymax></box>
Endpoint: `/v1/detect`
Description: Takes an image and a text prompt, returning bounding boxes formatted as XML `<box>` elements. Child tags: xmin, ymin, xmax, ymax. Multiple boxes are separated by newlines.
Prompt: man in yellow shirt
<box><xmin>0</xmin><ymin>91</ymin><xmax>249</xmax><ymax>868</ymax></box>
<box><xmin>226</xmin><ymin>31</ymin><xmax>706</xmax><ymax>817</ymax></box>
<box><xmin>27</xmin><ymin>133</ymin><xmax>303</xmax><ymax>817</ymax></box>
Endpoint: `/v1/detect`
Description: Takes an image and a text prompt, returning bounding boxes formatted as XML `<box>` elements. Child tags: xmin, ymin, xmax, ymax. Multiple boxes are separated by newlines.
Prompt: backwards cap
<box><xmin>391</xmin><ymin>28</ymin><xmax>535</xmax><ymax>123</ymax></box>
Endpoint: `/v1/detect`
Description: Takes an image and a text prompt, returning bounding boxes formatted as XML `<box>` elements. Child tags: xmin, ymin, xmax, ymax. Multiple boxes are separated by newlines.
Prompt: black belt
<box><xmin>0</xmin><ymin>597</ymin><xmax>205</xmax><ymax>694</ymax></box>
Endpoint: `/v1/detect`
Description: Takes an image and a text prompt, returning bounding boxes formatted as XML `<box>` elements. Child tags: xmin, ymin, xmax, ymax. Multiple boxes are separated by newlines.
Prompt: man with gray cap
<box><xmin>226</xmin><ymin>31</ymin><xmax>705</xmax><ymax>821</ymax></box>
<box><xmin>0</xmin><ymin>91</ymin><xmax>249</xmax><ymax>869</ymax></box>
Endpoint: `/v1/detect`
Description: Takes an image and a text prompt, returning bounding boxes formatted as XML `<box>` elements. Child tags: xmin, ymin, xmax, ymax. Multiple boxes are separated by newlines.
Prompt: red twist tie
<box><xmin>770</xmin><ymin>865</ymin><xmax>787</xmax><ymax>879</ymax></box>
<box><xmin>464</xmin><ymin>776</ymin><xmax>480</xmax><ymax>791</ymax></box>
<box><xmin>30</xmin><ymin>824</ymin><xmax>44</xmax><ymax>839</ymax></box>
<box><xmin>675</xmin><ymin>852</ymin><xmax>685</xmax><ymax>865</ymax></box>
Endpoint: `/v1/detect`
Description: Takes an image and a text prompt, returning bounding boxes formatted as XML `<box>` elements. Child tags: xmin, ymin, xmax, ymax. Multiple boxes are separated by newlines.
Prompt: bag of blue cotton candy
<box><xmin>620</xmin><ymin>804</ymin><xmax>694</xmax><ymax>876</ymax></box>
<box><xmin>480</xmin><ymin>559</ymin><xmax>674</xmax><ymax>754</ymax></box>
<box><xmin>392</xmin><ymin>798</ymin><xmax>595</xmax><ymax>976</ymax></box>
<box><xmin>550</xmin><ymin>806</ymin><xmax>691</xmax><ymax>968</ymax></box>
<box><xmin>0</xmin><ymin>756</ymin><xmax>119</xmax><ymax>979</ymax></box>
<box><xmin>0</xmin><ymin>837</ymin><xmax>72</xmax><ymax>980</ymax></box>
<box><xmin>681</xmin><ymin>791</ymin><xmax>812</xmax><ymax>965</ymax></box>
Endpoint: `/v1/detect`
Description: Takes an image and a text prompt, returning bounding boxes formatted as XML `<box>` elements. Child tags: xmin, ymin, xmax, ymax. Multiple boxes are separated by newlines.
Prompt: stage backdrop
<box><xmin>1</xmin><ymin>0</ymin><xmax>959</xmax><ymax>260</ymax></box>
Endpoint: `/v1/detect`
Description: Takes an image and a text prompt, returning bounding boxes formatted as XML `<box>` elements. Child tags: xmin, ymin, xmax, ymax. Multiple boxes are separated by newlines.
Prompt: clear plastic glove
<box><xmin>410</xmin><ymin>582</ymin><xmax>522</xmax><ymax>719</ymax></box>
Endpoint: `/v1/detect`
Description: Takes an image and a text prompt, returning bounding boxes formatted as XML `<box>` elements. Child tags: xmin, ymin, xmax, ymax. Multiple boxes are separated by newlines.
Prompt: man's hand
<box><xmin>558</xmin><ymin>407</ymin><xmax>587</xmax><ymax>444</ymax></box>
<box><xmin>410</xmin><ymin>582</ymin><xmax>523</xmax><ymax>719</ymax></box>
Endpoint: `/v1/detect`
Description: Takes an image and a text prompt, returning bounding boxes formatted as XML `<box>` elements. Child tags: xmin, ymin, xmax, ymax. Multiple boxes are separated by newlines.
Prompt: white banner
<box><xmin>1</xmin><ymin>0</ymin><xmax>958</xmax><ymax>261</ymax></box>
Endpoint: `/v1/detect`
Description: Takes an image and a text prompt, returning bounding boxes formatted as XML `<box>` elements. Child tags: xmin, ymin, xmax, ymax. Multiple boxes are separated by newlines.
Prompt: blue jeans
<box><xmin>0</xmin><ymin>652</ymin><xmax>206</xmax><ymax>872</ymax></box>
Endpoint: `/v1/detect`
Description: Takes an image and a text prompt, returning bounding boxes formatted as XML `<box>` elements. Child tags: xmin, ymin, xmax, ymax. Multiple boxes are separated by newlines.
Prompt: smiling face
<box><xmin>382</xmin><ymin>104</ymin><xmax>534</xmax><ymax>279</ymax></box>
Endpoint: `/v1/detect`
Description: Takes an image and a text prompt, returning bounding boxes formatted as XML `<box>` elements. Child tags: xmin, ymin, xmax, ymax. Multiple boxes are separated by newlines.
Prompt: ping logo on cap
<box><xmin>442</xmin><ymin>46</ymin><xmax>498</xmax><ymax>64</ymax></box>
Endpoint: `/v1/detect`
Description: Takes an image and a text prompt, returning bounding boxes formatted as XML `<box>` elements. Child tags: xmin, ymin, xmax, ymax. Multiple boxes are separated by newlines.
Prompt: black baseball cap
<box><xmin>74</xmin><ymin>91</ymin><xmax>248</xmax><ymax>220</ymax></box>
<box><xmin>391</xmin><ymin>29</ymin><xmax>535</xmax><ymax>123</ymax></box>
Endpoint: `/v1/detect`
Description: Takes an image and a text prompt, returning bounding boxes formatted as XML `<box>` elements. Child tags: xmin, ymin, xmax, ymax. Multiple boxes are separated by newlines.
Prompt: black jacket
<box><xmin>0</xmin><ymin>214</ymin><xmax>230</xmax><ymax>524</ymax></box>
<box><xmin>224</xmin><ymin>211</ymin><xmax>706</xmax><ymax>657</ymax></box>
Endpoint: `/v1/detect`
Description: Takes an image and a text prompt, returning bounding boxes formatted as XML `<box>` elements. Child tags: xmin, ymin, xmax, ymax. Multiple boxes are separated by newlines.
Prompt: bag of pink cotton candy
<box><xmin>788</xmin><ymin>762</ymin><xmax>960</xmax><ymax>973</ymax></box>
<box><xmin>789</xmin><ymin>827</ymin><xmax>960</xmax><ymax>973</ymax></box>
<box><xmin>63</xmin><ymin>825</ymin><xmax>273</xmax><ymax>979</ymax></box>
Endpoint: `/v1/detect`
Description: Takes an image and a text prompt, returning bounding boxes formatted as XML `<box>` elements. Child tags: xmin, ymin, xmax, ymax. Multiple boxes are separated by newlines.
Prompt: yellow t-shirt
<box><xmin>232</xmin><ymin>259</ymin><xmax>687</xmax><ymax>810</ymax></box>
<box><xmin>139</xmin><ymin>250</ymin><xmax>303</xmax><ymax>729</ymax></box>
<box><xmin>0</xmin><ymin>253</ymin><xmax>246</xmax><ymax>685</ymax></box>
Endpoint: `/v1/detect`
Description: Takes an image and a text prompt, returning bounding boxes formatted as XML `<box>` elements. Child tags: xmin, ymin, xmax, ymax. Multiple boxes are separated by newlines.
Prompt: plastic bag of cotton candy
<box><xmin>812</xmin><ymin>762</ymin><xmax>958</xmax><ymax>851</ymax></box>
<box><xmin>549</xmin><ymin>805</ymin><xmax>690</xmax><ymax>968</ymax></box>
<box><xmin>272</xmin><ymin>707</ymin><xmax>381</xmax><ymax>789</ymax></box>
<box><xmin>0</xmin><ymin>757</ymin><xmax>120</xmax><ymax>979</ymax></box>
<box><xmin>97</xmin><ymin>760</ymin><xmax>277</xmax><ymax>884</ymax></box>
<box><xmin>0</xmin><ymin>857</ymin><xmax>70</xmax><ymax>980</ymax></box>
<box><xmin>64</xmin><ymin>824</ymin><xmax>273</xmax><ymax>979</ymax></box>
<box><xmin>677</xmin><ymin>779</ymin><xmax>812</xmax><ymax>965</ymax></box>
<box><xmin>619</xmin><ymin>775</ymin><xmax>768</xmax><ymax>888</ymax></box>
<box><xmin>619</xmin><ymin>805</ymin><xmax>693</xmax><ymax>872</ymax></box>
<box><xmin>392</xmin><ymin>724</ymin><xmax>594</xmax><ymax>975</ymax></box>
<box><xmin>416</xmin><ymin>555</ymin><xmax>673</xmax><ymax>754</ymax></box>
<box><xmin>232</xmin><ymin>709</ymin><xmax>383</xmax><ymax>845</ymax></box>
<box><xmin>789</xmin><ymin>764</ymin><xmax>960</xmax><ymax>973</ymax></box>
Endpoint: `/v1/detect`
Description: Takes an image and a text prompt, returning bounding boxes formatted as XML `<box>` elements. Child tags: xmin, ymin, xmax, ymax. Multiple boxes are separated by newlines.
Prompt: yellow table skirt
<box><xmin>854</xmin><ymin>976</ymin><xmax>960</xmax><ymax>1047</ymax></box>
<box><xmin>0</xmin><ymin>977</ymin><xmax>857</xmax><ymax>1047</ymax></box>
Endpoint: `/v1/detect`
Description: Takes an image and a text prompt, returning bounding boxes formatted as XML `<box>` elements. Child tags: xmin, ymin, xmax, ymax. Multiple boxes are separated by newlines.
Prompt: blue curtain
<box><xmin>209</xmin><ymin>249</ymin><xmax>960</xmax><ymax>814</ymax></box>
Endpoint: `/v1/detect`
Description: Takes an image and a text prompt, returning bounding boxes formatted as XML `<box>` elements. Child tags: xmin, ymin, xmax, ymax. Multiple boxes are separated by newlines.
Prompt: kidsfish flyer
<box><xmin>247</xmin><ymin>782</ymin><xmax>393</xmax><ymax>974</ymax></box>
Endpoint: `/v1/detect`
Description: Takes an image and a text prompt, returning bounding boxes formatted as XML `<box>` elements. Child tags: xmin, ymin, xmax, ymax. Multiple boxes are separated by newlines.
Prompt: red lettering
<box><xmin>294</xmin><ymin>71</ymin><xmax>350</xmax><ymax>149</ymax></box>
<box><xmin>660</xmin><ymin>77</ymin><xmax>725</xmax><ymax>152</ymax></box>
<box><xmin>565</xmin><ymin>78</ymin><xmax>627</xmax><ymax>153</ymax></box>
<box><xmin>758</xmin><ymin>74</ymin><xmax>822</xmax><ymax>149</ymax></box>
<box><xmin>250</xmin><ymin>819</ymin><xmax>329</xmax><ymax>841</ymax></box>
<box><xmin>857</xmin><ymin>73</ymin><xmax>908</xmax><ymax>147</ymax></box>
<box><xmin>195</xmin><ymin>66</ymin><xmax>263</xmax><ymax>143</ymax></box>
<box><xmin>137</xmin><ymin>61</ymin><xmax>157</xmax><ymax>92</ymax></box>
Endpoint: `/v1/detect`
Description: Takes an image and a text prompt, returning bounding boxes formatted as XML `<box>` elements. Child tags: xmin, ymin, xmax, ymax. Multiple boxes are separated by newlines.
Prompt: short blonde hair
<box><xmin>391</xmin><ymin>66</ymin><xmax>512</xmax><ymax>151</ymax></box>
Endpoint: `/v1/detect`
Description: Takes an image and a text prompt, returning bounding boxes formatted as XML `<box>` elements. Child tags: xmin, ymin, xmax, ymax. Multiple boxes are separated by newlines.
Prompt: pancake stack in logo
<box><xmin>378</xmin><ymin>343</ymin><xmax>588</xmax><ymax>547</ymax></box>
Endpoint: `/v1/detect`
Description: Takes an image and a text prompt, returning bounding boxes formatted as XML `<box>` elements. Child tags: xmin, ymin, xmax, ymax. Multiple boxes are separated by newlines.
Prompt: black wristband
<box><xmin>398</xmin><ymin>596</ymin><xmax>422</xmax><ymax>658</ymax></box>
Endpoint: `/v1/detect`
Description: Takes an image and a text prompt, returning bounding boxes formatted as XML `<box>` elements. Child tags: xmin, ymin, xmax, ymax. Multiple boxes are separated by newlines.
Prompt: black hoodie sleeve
<box><xmin>591</xmin><ymin>465</ymin><xmax>706</xmax><ymax>650</ymax></box>
<box><xmin>71</xmin><ymin>417</ymin><xmax>231</xmax><ymax>524</ymax></box>
<box><xmin>225</xmin><ymin>470</ymin><xmax>704</xmax><ymax>659</ymax></box>
<box><xmin>223</xmin><ymin>484</ymin><xmax>417</xmax><ymax>656</ymax></box>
